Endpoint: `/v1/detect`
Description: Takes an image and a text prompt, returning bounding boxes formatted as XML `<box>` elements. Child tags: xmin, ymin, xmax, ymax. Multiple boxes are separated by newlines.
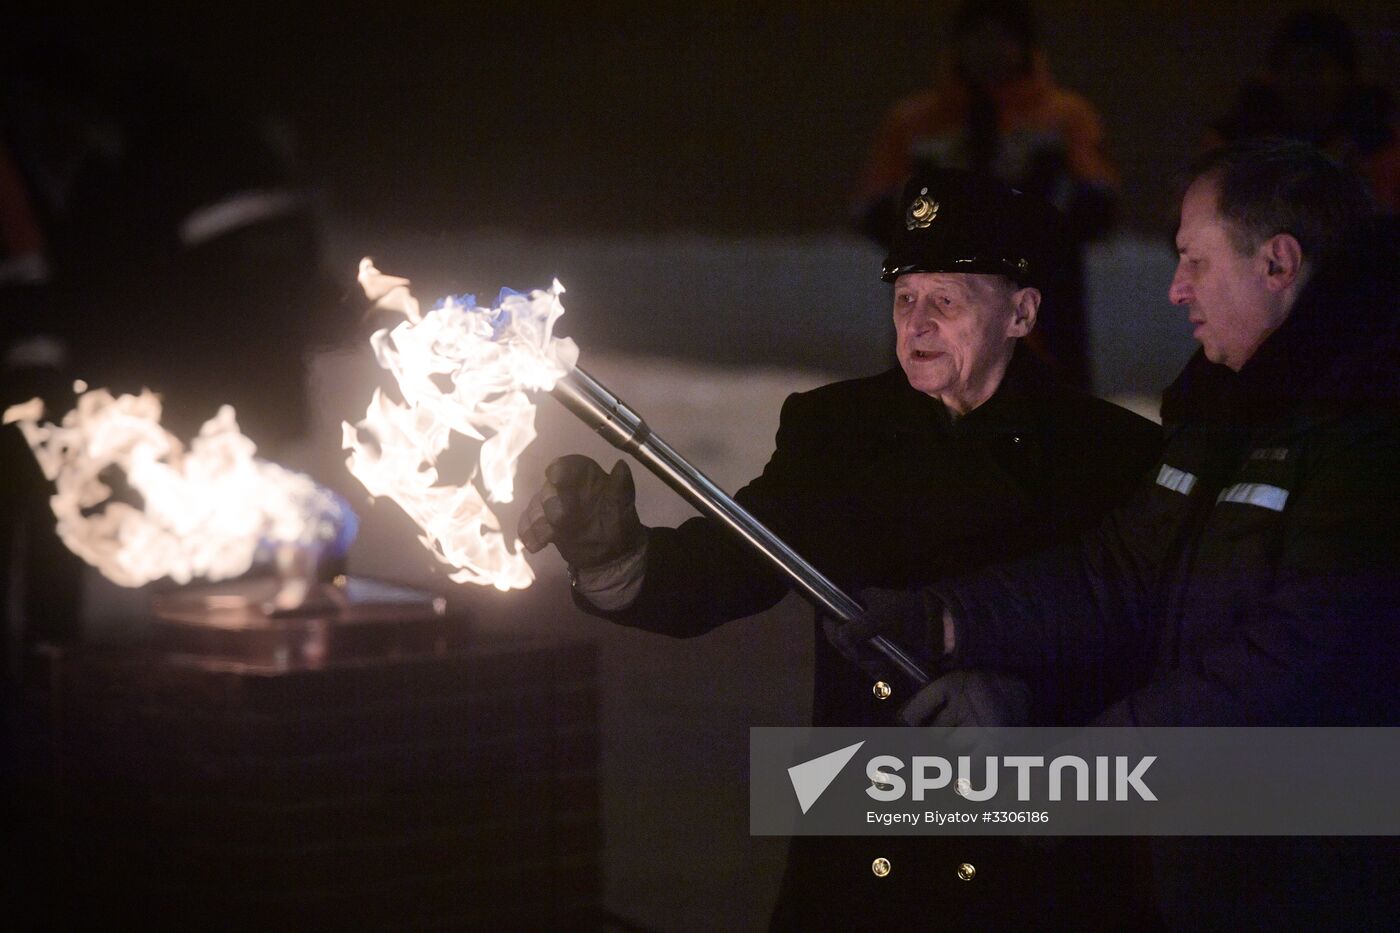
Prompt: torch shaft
<box><xmin>550</xmin><ymin>366</ymin><xmax>930</xmax><ymax>687</ymax></box>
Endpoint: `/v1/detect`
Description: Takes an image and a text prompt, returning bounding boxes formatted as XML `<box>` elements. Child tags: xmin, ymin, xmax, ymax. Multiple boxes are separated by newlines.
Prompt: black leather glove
<box><xmin>897</xmin><ymin>670</ymin><xmax>1031</xmax><ymax>728</ymax></box>
<box><xmin>823</xmin><ymin>586</ymin><xmax>942</xmax><ymax>674</ymax></box>
<box><xmin>517</xmin><ymin>454</ymin><xmax>644</xmax><ymax>569</ymax></box>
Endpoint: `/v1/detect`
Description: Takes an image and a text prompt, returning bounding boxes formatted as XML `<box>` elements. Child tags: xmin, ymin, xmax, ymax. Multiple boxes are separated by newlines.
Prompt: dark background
<box><xmin>19</xmin><ymin>1</ymin><xmax>1397</xmax><ymax>237</ymax></box>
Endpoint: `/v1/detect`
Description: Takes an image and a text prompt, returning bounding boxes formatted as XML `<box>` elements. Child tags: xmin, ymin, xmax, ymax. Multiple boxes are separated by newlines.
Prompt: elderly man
<box><xmin>843</xmin><ymin>140</ymin><xmax>1400</xmax><ymax>927</ymax></box>
<box><xmin>520</xmin><ymin>169</ymin><xmax>1159</xmax><ymax>928</ymax></box>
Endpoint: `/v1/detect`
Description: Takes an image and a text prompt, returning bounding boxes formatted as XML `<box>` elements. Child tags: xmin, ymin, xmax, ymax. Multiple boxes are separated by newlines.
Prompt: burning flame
<box><xmin>4</xmin><ymin>387</ymin><xmax>351</xmax><ymax>588</ymax></box>
<box><xmin>343</xmin><ymin>259</ymin><xmax>578</xmax><ymax>591</ymax></box>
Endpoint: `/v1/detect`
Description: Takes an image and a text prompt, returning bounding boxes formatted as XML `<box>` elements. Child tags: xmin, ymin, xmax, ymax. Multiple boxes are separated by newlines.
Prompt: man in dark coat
<box><xmin>844</xmin><ymin>140</ymin><xmax>1400</xmax><ymax>928</ymax></box>
<box><xmin>519</xmin><ymin>170</ymin><xmax>1160</xmax><ymax>928</ymax></box>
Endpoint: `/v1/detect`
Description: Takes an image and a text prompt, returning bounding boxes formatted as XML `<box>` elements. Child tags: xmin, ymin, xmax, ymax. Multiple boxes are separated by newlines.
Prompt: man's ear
<box><xmin>1008</xmin><ymin>286</ymin><xmax>1040</xmax><ymax>338</ymax></box>
<box><xmin>1260</xmin><ymin>233</ymin><xmax>1304</xmax><ymax>292</ymax></box>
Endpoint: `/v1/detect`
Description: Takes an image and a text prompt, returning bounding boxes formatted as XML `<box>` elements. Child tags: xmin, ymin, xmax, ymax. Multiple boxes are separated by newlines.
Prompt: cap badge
<box><xmin>905</xmin><ymin>188</ymin><xmax>939</xmax><ymax>230</ymax></box>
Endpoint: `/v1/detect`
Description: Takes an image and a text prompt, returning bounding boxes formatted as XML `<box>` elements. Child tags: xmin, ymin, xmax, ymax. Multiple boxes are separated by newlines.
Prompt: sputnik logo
<box><xmin>788</xmin><ymin>741</ymin><xmax>865</xmax><ymax>814</ymax></box>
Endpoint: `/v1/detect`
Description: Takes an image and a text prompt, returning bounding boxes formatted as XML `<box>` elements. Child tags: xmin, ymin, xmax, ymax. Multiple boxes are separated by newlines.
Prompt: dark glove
<box><xmin>823</xmin><ymin>586</ymin><xmax>941</xmax><ymax>675</ymax></box>
<box><xmin>517</xmin><ymin>454</ymin><xmax>644</xmax><ymax>569</ymax></box>
<box><xmin>897</xmin><ymin>670</ymin><xmax>1031</xmax><ymax>728</ymax></box>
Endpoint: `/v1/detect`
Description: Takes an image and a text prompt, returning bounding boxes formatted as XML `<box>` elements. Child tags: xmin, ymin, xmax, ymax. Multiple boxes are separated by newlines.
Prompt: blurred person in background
<box><xmin>1208</xmin><ymin>8</ymin><xmax>1399</xmax><ymax>214</ymax></box>
<box><xmin>3</xmin><ymin>28</ymin><xmax>340</xmax><ymax>923</ymax></box>
<box><xmin>852</xmin><ymin>0</ymin><xmax>1118</xmax><ymax>390</ymax></box>
<box><xmin>0</xmin><ymin>24</ymin><xmax>113</xmax><ymax>689</ymax></box>
<box><xmin>1</xmin><ymin>21</ymin><xmax>336</xmax><ymax>681</ymax></box>
<box><xmin>48</xmin><ymin>56</ymin><xmax>332</xmax><ymax>448</ymax></box>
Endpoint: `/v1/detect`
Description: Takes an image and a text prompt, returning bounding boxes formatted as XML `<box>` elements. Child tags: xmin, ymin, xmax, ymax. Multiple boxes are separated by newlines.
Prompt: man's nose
<box><xmin>1168</xmin><ymin>267</ymin><xmax>1192</xmax><ymax>306</ymax></box>
<box><xmin>910</xmin><ymin>299</ymin><xmax>940</xmax><ymax>326</ymax></box>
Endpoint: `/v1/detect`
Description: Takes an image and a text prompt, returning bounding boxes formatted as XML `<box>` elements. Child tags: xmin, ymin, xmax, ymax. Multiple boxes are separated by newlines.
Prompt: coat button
<box><xmin>872</xmin><ymin>857</ymin><xmax>892</xmax><ymax>878</ymax></box>
<box><xmin>957</xmin><ymin>862</ymin><xmax>976</xmax><ymax>881</ymax></box>
<box><xmin>872</xmin><ymin>681</ymin><xmax>892</xmax><ymax>701</ymax></box>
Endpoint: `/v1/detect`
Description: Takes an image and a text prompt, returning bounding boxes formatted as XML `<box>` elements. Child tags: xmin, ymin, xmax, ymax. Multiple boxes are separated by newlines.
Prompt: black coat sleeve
<box><xmin>932</xmin><ymin>455</ymin><xmax>1176</xmax><ymax>681</ymax></box>
<box><xmin>579</xmin><ymin>390</ymin><xmax>822</xmax><ymax>637</ymax></box>
<box><xmin>938</xmin><ymin>420</ymin><xmax>1400</xmax><ymax>726</ymax></box>
<box><xmin>1095</xmin><ymin>423</ymin><xmax>1400</xmax><ymax>726</ymax></box>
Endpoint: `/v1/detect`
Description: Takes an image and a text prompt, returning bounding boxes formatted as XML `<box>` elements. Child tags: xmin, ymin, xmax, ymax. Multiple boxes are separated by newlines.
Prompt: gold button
<box><xmin>872</xmin><ymin>857</ymin><xmax>892</xmax><ymax>878</ymax></box>
<box><xmin>872</xmin><ymin>681</ymin><xmax>892</xmax><ymax>701</ymax></box>
<box><xmin>957</xmin><ymin>862</ymin><xmax>976</xmax><ymax>881</ymax></box>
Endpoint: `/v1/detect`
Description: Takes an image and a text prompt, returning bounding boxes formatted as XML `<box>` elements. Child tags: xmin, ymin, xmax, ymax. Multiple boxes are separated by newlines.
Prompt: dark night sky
<box><xmin>12</xmin><ymin>2</ymin><xmax>1399</xmax><ymax>235</ymax></box>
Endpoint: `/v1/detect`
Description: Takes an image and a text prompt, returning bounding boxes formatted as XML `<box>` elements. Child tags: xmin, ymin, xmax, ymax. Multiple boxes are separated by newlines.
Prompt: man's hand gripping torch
<box><xmin>533</xmin><ymin>366</ymin><xmax>931</xmax><ymax>693</ymax></box>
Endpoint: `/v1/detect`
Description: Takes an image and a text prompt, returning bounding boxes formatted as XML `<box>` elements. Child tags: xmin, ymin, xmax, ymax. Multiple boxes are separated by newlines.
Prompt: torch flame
<box><xmin>3</xmin><ymin>388</ymin><xmax>350</xmax><ymax>588</ymax></box>
<box><xmin>343</xmin><ymin>259</ymin><xmax>578</xmax><ymax>590</ymax></box>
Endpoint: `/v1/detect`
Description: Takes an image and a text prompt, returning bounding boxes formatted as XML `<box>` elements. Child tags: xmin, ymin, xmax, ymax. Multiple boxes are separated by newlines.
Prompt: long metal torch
<box><xmin>550</xmin><ymin>365</ymin><xmax>930</xmax><ymax>689</ymax></box>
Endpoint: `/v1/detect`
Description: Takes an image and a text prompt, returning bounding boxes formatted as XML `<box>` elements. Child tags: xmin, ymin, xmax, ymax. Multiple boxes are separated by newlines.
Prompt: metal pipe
<box><xmin>550</xmin><ymin>365</ymin><xmax>930</xmax><ymax>688</ymax></box>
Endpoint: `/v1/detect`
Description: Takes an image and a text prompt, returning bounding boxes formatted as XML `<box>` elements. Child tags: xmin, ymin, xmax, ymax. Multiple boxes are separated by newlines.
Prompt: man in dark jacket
<box><xmin>842</xmin><ymin>140</ymin><xmax>1399</xmax><ymax>927</ymax></box>
<box><xmin>520</xmin><ymin>170</ymin><xmax>1160</xmax><ymax>928</ymax></box>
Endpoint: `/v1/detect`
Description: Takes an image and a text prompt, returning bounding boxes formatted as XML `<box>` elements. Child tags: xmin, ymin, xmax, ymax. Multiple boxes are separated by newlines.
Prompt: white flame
<box><xmin>4</xmin><ymin>388</ymin><xmax>343</xmax><ymax>588</ymax></box>
<box><xmin>344</xmin><ymin>259</ymin><xmax>578</xmax><ymax>591</ymax></box>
